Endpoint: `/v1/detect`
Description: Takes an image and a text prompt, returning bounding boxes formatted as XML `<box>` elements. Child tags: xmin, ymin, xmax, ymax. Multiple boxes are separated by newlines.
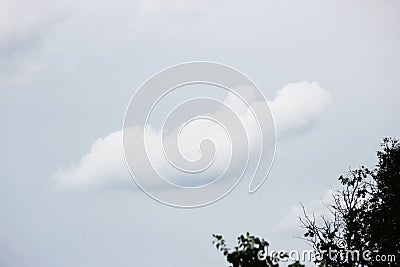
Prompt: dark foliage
<box><xmin>212</xmin><ymin>232</ymin><xmax>305</xmax><ymax>267</ymax></box>
<box><xmin>301</xmin><ymin>138</ymin><xmax>400</xmax><ymax>266</ymax></box>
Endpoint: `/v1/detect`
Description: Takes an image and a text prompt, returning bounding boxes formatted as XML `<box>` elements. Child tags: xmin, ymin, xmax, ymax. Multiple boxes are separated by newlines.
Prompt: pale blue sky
<box><xmin>1</xmin><ymin>0</ymin><xmax>400</xmax><ymax>266</ymax></box>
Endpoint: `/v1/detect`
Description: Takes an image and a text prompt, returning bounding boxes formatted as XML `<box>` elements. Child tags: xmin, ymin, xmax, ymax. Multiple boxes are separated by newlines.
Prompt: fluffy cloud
<box><xmin>50</xmin><ymin>81</ymin><xmax>332</xmax><ymax>190</ymax></box>
<box><xmin>269</xmin><ymin>81</ymin><xmax>332</xmax><ymax>137</ymax></box>
<box><xmin>50</xmin><ymin>131</ymin><xmax>128</xmax><ymax>190</ymax></box>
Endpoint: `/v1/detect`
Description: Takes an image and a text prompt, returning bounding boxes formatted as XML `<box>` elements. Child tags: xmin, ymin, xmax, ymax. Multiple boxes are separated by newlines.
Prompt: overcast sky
<box><xmin>1</xmin><ymin>0</ymin><xmax>400</xmax><ymax>266</ymax></box>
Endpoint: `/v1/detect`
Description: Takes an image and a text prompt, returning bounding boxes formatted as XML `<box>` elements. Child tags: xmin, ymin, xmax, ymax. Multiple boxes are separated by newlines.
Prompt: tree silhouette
<box><xmin>368</xmin><ymin>137</ymin><xmax>400</xmax><ymax>265</ymax></box>
<box><xmin>213</xmin><ymin>138</ymin><xmax>399</xmax><ymax>266</ymax></box>
<box><xmin>212</xmin><ymin>232</ymin><xmax>305</xmax><ymax>267</ymax></box>
<box><xmin>300</xmin><ymin>137</ymin><xmax>400</xmax><ymax>266</ymax></box>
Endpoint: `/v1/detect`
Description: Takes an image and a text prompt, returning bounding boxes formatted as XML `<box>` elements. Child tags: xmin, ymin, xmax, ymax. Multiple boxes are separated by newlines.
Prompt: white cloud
<box><xmin>269</xmin><ymin>81</ymin><xmax>332</xmax><ymax>137</ymax></box>
<box><xmin>50</xmin><ymin>131</ymin><xmax>128</xmax><ymax>190</ymax></box>
<box><xmin>50</xmin><ymin>82</ymin><xmax>332</xmax><ymax>190</ymax></box>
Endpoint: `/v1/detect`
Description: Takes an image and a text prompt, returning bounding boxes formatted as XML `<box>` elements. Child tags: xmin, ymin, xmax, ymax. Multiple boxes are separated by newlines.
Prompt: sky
<box><xmin>1</xmin><ymin>0</ymin><xmax>400</xmax><ymax>266</ymax></box>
